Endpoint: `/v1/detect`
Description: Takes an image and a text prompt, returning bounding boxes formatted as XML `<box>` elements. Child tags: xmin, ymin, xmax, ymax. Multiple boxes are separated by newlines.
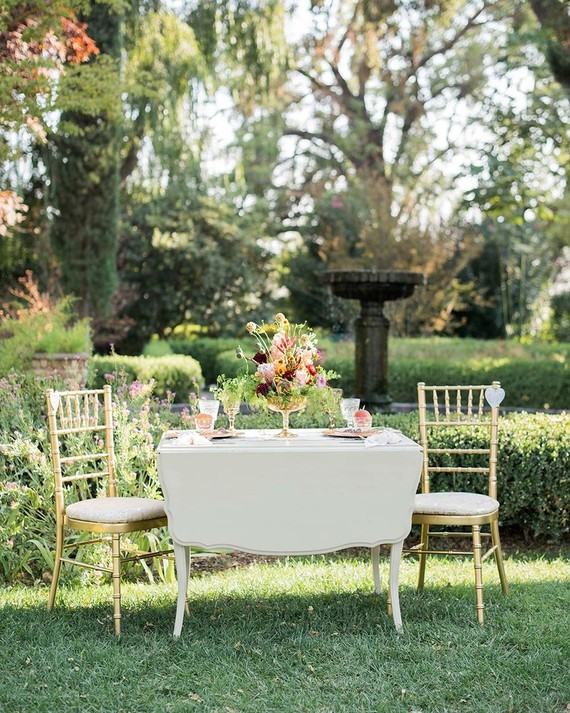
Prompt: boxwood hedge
<box><xmin>167</xmin><ymin>337</ymin><xmax>239</xmax><ymax>386</ymax></box>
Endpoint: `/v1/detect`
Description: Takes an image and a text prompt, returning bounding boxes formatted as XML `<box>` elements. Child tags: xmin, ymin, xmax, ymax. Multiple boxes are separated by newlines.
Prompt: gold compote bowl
<box><xmin>266</xmin><ymin>396</ymin><xmax>307</xmax><ymax>438</ymax></box>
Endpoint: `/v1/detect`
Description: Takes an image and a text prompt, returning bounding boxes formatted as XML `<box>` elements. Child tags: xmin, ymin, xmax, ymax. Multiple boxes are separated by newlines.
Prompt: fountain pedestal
<box><xmin>324</xmin><ymin>270</ymin><xmax>425</xmax><ymax>411</ymax></box>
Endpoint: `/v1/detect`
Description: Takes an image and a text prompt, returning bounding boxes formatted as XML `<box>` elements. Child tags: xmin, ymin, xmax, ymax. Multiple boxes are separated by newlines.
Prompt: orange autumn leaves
<box><xmin>0</xmin><ymin>2</ymin><xmax>99</xmax><ymax>235</ymax></box>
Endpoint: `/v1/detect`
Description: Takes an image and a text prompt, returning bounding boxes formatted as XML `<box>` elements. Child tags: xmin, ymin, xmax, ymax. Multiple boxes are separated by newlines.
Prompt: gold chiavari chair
<box><xmin>408</xmin><ymin>382</ymin><xmax>509</xmax><ymax>623</ymax></box>
<box><xmin>46</xmin><ymin>385</ymin><xmax>172</xmax><ymax>635</ymax></box>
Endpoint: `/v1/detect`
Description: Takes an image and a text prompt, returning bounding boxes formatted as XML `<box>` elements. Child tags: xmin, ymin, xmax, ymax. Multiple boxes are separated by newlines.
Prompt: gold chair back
<box><xmin>47</xmin><ymin>387</ymin><xmax>117</xmax><ymax>509</ymax></box>
<box><xmin>417</xmin><ymin>382</ymin><xmax>500</xmax><ymax>499</ymax></box>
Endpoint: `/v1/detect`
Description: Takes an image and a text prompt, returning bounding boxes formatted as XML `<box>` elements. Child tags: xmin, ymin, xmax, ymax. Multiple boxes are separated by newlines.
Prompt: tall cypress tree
<box><xmin>49</xmin><ymin>2</ymin><xmax>122</xmax><ymax>319</ymax></box>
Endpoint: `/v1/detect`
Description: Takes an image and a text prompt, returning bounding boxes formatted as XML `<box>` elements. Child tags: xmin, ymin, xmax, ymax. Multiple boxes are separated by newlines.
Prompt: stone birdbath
<box><xmin>323</xmin><ymin>269</ymin><xmax>425</xmax><ymax>412</ymax></box>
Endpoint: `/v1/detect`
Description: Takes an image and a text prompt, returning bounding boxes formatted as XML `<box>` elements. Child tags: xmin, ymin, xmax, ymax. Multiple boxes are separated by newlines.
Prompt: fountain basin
<box><xmin>324</xmin><ymin>269</ymin><xmax>424</xmax><ymax>301</ymax></box>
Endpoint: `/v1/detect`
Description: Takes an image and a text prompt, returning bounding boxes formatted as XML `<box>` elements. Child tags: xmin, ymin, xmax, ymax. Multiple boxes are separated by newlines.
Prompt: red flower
<box><xmin>253</xmin><ymin>351</ymin><xmax>268</xmax><ymax>364</ymax></box>
<box><xmin>256</xmin><ymin>382</ymin><xmax>269</xmax><ymax>396</ymax></box>
<box><xmin>307</xmin><ymin>364</ymin><xmax>317</xmax><ymax>376</ymax></box>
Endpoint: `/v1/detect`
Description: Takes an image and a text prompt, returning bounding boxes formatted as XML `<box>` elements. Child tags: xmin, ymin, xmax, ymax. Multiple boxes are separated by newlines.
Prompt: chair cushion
<box><xmin>414</xmin><ymin>492</ymin><xmax>499</xmax><ymax>517</ymax></box>
<box><xmin>66</xmin><ymin>497</ymin><xmax>166</xmax><ymax>524</ymax></box>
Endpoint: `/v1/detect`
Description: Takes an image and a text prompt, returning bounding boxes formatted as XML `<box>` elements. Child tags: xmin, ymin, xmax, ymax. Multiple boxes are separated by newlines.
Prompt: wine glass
<box><xmin>340</xmin><ymin>398</ymin><xmax>360</xmax><ymax>429</ymax></box>
<box><xmin>219</xmin><ymin>391</ymin><xmax>242</xmax><ymax>433</ymax></box>
<box><xmin>323</xmin><ymin>387</ymin><xmax>343</xmax><ymax>428</ymax></box>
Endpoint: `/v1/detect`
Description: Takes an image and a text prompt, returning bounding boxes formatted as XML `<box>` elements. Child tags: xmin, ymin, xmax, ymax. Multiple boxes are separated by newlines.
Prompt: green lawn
<box><xmin>316</xmin><ymin>335</ymin><xmax>570</xmax><ymax>362</ymax></box>
<box><xmin>1</xmin><ymin>549</ymin><xmax>569</xmax><ymax>713</ymax></box>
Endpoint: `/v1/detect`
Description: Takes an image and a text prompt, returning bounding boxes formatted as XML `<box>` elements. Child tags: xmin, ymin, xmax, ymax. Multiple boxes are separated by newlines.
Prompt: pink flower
<box><xmin>257</xmin><ymin>362</ymin><xmax>276</xmax><ymax>382</ymax></box>
<box><xmin>295</xmin><ymin>369</ymin><xmax>309</xmax><ymax>387</ymax></box>
<box><xmin>316</xmin><ymin>373</ymin><xmax>327</xmax><ymax>388</ymax></box>
<box><xmin>129</xmin><ymin>380</ymin><xmax>144</xmax><ymax>397</ymax></box>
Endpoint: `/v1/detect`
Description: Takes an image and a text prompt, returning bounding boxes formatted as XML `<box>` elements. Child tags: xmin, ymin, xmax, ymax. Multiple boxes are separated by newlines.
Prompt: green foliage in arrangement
<box><xmin>89</xmin><ymin>354</ymin><xmax>204</xmax><ymax>402</ymax></box>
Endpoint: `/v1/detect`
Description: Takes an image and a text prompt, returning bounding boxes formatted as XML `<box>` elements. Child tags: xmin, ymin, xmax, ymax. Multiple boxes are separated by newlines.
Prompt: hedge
<box><xmin>383</xmin><ymin>358</ymin><xmax>569</xmax><ymax>410</ymax></box>
<box><xmin>167</xmin><ymin>337</ymin><xmax>239</xmax><ymax>385</ymax></box>
<box><xmin>129</xmin><ymin>340</ymin><xmax>570</xmax><ymax>410</ymax></box>
<box><xmin>89</xmin><ymin>354</ymin><xmax>203</xmax><ymax>403</ymax></box>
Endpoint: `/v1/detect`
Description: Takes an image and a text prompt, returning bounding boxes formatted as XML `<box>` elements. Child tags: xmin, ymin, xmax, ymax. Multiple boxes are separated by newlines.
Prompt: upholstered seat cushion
<box><xmin>66</xmin><ymin>497</ymin><xmax>166</xmax><ymax>524</ymax></box>
<box><xmin>414</xmin><ymin>492</ymin><xmax>499</xmax><ymax>517</ymax></box>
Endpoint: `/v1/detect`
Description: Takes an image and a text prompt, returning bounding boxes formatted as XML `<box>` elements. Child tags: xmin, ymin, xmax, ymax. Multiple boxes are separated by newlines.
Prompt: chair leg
<box><xmin>48</xmin><ymin>520</ymin><xmax>65</xmax><ymax>611</ymax></box>
<box><xmin>472</xmin><ymin>525</ymin><xmax>484</xmax><ymax>624</ymax></box>
<box><xmin>111</xmin><ymin>534</ymin><xmax>122</xmax><ymax>636</ymax></box>
<box><xmin>490</xmin><ymin>518</ymin><xmax>509</xmax><ymax>595</ymax></box>
<box><xmin>417</xmin><ymin>524</ymin><xmax>429</xmax><ymax>591</ymax></box>
<box><xmin>371</xmin><ymin>545</ymin><xmax>381</xmax><ymax>594</ymax></box>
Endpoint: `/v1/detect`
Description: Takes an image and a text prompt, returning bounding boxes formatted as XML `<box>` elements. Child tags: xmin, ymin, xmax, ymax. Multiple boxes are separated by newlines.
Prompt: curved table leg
<box><xmin>173</xmin><ymin>543</ymin><xmax>190</xmax><ymax>638</ymax></box>
<box><xmin>371</xmin><ymin>545</ymin><xmax>381</xmax><ymax>594</ymax></box>
<box><xmin>389</xmin><ymin>540</ymin><xmax>404</xmax><ymax>633</ymax></box>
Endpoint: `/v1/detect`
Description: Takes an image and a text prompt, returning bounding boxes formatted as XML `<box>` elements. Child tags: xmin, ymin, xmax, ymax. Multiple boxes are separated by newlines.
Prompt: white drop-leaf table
<box><xmin>157</xmin><ymin>428</ymin><xmax>422</xmax><ymax>636</ymax></box>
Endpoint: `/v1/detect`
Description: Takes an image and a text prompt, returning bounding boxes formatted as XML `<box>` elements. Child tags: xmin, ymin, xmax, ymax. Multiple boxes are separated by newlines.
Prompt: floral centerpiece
<box><xmin>237</xmin><ymin>313</ymin><xmax>338</xmax><ymax>436</ymax></box>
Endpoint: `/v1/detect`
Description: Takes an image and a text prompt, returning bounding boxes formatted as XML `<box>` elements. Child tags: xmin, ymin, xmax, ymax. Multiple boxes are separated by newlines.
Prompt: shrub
<box><xmin>388</xmin><ymin>359</ymin><xmax>569</xmax><ymax>410</ymax></box>
<box><xmin>167</xmin><ymin>337</ymin><xmax>239</xmax><ymax>385</ymax></box>
<box><xmin>143</xmin><ymin>338</ymin><xmax>174</xmax><ymax>357</ymax></box>
<box><xmin>0</xmin><ymin>275</ymin><xmax>91</xmax><ymax>376</ymax></box>
<box><xmin>89</xmin><ymin>354</ymin><xmax>203</xmax><ymax>402</ymax></box>
<box><xmin>319</xmin><ymin>356</ymin><xmax>569</xmax><ymax>410</ymax></box>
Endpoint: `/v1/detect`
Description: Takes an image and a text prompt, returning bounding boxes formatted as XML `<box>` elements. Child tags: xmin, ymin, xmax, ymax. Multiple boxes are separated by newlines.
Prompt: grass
<box><xmin>1</xmin><ymin>549</ymin><xmax>569</xmax><ymax>713</ymax></box>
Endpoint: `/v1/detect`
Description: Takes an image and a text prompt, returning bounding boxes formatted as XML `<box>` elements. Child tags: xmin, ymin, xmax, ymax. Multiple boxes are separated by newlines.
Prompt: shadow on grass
<box><xmin>4</xmin><ymin>573</ymin><xmax>568</xmax><ymax>642</ymax></box>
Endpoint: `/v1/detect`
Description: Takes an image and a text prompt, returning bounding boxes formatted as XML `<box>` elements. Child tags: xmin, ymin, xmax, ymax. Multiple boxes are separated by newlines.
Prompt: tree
<box><xmin>112</xmin><ymin>180</ymin><xmax>269</xmax><ymax>352</ymax></box>
<box><xmin>48</xmin><ymin>2</ymin><xmax>123</xmax><ymax>319</ymax></box>
<box><xmin>528</xmin><ymin>0</ymin><xmax>570</xmax><ymax>94</ymax></box>
<box><xmin>452</xmin><ymin>6</ymin><xmax>570</xmax><ymax>339</ymax></box>
<box><xmin>0</xmin><ymin>0</ymin><xmax>103</xmax><ymax>238</ymax></box>
<box><xmin>228</xmin><ymin>0</ymin><xmax>515</xmax><ymax>333</ymax></box>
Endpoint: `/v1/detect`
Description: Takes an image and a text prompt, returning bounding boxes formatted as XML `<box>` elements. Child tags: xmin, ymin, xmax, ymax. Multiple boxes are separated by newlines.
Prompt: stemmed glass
<box><xmin>213</xmin><ymin>377</ymin><xmax>244</xmax><ymax>434</ymax></box>
<box><xmin>219</xmin><ymin>392</ymin><xmax>242</xmax><ymax>433</ymax></box>
<box><xmin>322</xmin><ymin>387</ymin><xmax>343</xmax><ymax>428</ymax></box>
<box><xmin>340</xmin><ymin>398</ymin><xmax>360</xmax><ymax>429</ymax></box>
